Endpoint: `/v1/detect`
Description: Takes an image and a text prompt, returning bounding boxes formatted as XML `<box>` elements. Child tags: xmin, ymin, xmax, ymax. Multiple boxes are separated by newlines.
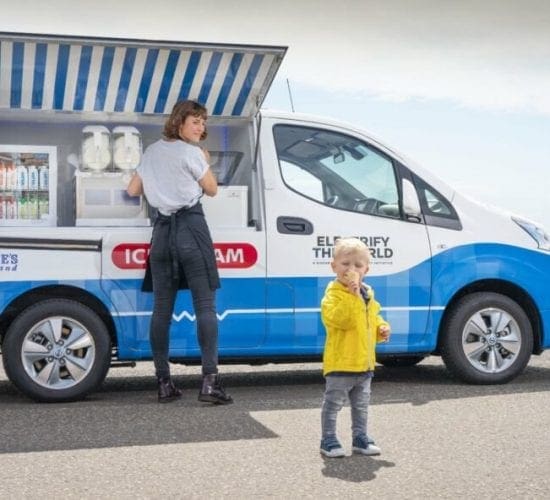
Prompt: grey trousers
<box><xmin>149</xmin><ymin>219</ymin><xmax>219</xmax><ymax>379</ymax></box>
<box><xmin>321</xmin><ymin>373</ymin><xmax>372</xmax><ymax>439</ymax></box>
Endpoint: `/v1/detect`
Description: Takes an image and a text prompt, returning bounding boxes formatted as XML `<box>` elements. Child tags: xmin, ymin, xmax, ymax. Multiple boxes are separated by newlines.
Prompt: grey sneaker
<box><xmin>320</xmin><ymin>436</ymin><xmax>345</xmax><ymax>458</ymax></box>
<box><xmin>352</xmin><ymin>434</ymin><xmax>381</xmax><ymax>456</ymax></box>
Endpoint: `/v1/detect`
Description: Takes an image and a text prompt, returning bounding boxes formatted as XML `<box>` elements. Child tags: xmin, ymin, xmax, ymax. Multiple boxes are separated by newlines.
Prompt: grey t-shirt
<box><xmin>137</xmin><ymin>139</ymin><xmax>208</xmax><ymax>215</ymax></box>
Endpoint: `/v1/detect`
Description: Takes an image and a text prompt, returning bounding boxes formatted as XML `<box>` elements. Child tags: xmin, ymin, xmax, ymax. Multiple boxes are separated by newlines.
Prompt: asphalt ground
<box><xmin>1</xmin><ymin>353</ymin><xmax>550</xmax><ymax>499</ymax></box>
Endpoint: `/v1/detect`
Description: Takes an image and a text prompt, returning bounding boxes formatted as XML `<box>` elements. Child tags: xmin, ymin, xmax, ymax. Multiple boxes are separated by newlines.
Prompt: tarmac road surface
<box><xmin>1</xmin><ymin>354</ymin><xmax>550</xmax><ymax>499</ymax></box>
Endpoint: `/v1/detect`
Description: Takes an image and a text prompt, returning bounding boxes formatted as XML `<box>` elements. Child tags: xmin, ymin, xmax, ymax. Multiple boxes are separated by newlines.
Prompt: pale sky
<box><xmin>2</xmin><ymin>0</ymin><xmax>550</xmax><ymax>227</ymax></box>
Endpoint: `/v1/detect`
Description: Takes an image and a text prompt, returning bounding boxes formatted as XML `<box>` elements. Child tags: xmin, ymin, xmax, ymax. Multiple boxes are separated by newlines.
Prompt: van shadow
<box><xmin>1</xmin><ymin>360</ymin><xmax>550</xmax><ymax>455</ymax></box>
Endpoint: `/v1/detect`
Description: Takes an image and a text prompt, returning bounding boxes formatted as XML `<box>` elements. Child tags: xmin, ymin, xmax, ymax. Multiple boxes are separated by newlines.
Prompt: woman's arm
<box><xmin>199</xmin><ymin>167</ymin><xmax>218</xmax><ymax>197</ymax></box>
<box><xmin>127</xmin><ymin>172</ymin><xmax>144</xmax><ymax>196</ymax></box>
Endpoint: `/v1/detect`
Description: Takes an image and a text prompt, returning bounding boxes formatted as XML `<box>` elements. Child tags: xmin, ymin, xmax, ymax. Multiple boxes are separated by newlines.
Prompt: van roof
<box><xmin>0</xmin><ymin>32</ymin><xmax>286</xmax><ymax>120</ymax></box>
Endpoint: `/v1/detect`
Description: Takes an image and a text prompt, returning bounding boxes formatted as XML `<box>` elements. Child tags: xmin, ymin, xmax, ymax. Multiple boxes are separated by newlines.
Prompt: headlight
<box><xmin>512</xmin><ymin>217</ymin><xmax>550</xmax><ymax>251</ymax></box>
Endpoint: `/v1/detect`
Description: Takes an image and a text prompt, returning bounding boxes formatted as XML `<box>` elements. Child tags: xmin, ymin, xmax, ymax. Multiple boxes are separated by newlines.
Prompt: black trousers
<box><xmin>148</xmin><ymin>213</ymin><xmax>219</xmax><ymax>378</ymax></box>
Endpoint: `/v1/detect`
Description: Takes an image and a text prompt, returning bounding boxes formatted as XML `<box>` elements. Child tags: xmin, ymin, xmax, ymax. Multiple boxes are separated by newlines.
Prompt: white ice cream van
<box><xmin>1</xmin><ymin>32</ymin><xmax>550</xmax><ymax>401</ymax></box>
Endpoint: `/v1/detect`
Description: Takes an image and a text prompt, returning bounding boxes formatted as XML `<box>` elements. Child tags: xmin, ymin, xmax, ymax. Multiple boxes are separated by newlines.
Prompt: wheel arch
<box><xmin>435</xmin><ymin>279</ymin><xmax>542</xmax><ymax>355</ymax></box>
<box><xmin>0</xmin><ymin>285</ymin><xmax>117</xmax><ymax>350</ymax></box>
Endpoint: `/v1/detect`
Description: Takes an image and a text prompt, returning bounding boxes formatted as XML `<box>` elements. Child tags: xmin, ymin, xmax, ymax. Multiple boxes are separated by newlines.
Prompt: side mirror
<box><xmin>402</xmin><ymin>179</ymin><xmax>422</xmax><ymax>222</ymax></box>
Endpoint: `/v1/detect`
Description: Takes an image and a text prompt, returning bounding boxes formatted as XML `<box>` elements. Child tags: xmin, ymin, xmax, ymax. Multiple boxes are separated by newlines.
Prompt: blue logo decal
<box><xmin>0</xmin><ymin>253</ymin><xmax>18</xmax><ymax>272</ymax></box>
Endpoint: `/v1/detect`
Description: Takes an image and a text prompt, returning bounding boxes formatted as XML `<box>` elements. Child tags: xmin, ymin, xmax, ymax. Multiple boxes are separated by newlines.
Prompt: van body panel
<box><xmin>430</xmin><ymin>243</ymin><xmax>550</xmax><ymax>312</ymax></box>
<box><xmin>2</xmin><ymin>32</ymin><xmax>550</xmax><ymax>400</ymax></box>
<box><xmin>260</xmin><ymin>115</ymin><xmax>434</xmax><ymax>353</ymax></box>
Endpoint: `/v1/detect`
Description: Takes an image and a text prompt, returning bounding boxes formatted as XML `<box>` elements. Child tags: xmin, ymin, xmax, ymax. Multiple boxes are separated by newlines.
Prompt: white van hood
<box><xmin>0</xmin><ymin>32</ymin><xmax>286</xmax><ymax>119</ymax></box>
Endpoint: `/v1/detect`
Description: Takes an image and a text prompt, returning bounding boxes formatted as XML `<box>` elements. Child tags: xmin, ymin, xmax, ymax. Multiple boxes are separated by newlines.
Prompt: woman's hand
<box><xmin>201</xmin><ymin>147</ymin><xmax>211</xmax><ymax>165</ymax></box>
<box><xmin>127</xmin><ymin>172</ymin><xmax>143</xmax><ymax>196</ymax></box>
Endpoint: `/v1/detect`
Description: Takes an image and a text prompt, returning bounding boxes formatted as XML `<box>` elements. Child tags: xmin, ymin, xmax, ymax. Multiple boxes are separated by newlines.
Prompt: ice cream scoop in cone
<box><xmin>344</xmin><ymin>270</ymin><xmax>360</xmax><ymax>286</ymax></box>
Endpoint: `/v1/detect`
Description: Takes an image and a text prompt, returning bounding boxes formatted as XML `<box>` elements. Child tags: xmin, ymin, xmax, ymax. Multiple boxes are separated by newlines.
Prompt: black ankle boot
<box><xmin>198</xmin><ymin>374</ymin><xmax>233</xmax><ymax>405</ymax></box>
<box><xmin>157</xmin><ymin>377</ymin><xmax>182</xmax><ymax>403</ymax></box>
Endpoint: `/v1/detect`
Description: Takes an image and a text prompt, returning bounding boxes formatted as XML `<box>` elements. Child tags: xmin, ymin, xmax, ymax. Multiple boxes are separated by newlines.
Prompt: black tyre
<box><xmin>440</xmin><ymin>292</ymin><xmax>533</xmax><ymax>384</ymax></box>
<box><xmin>378</xmin><ymin>355</ymin><xmax>426</xmax><ymax>368</ymax></box>
<box><xmin>2</xmin><ymin>299</ymin><xmax>111</xmax><ymax>402</ymax></box>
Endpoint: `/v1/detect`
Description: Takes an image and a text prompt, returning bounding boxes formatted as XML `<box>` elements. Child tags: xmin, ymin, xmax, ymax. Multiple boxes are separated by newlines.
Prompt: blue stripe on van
<box><xmin>213</xmin><ymin>52</ymin><xmax>243</xmax><ymax>115</ymax></box>
<box><xmin>178</xmin><ymin>50</ymin><xmax>201</xmax><ymax>101</ymax></box>
<box><xmin>32</xmin><ymin>43</ymin><xmax>47</xmax><ymax>108</ymax></box>
<box><xmin>73</xmin><ymin>45</ymin><xmax>92</xmax><ymax>110</ymax></box>
<box><xmin>10</xmin><ymin>42</ymin><xmax>24</xmax><ymax>108</ymax></box>
<box><xmin>135</xmin><ymin>49</ymin><xmax>159</xmax><ymax>112</ymax></box>
<box><xmin>232</xmin><ymin>53</ymin><xmax>263</xmax><ymax>116</ymax></box>
<box><xmin>115</xmin><ymin>47</ymin><xmax>136</xmax><ymax>112</ymax></box>
<box><xmin>53</xmin><ymin>44</ymin><xmax>70</xmax><ymax>110</ymax></box>
<box><xmin>198</xmin><ymin>51</ymin><xmax>222</xmax><ymax>104</ymax></box>
<box><xmin>95</xmin><ymin>46</ymin><xmax>115</xmax><ymax>111</ymax></box>
<box><xmin>154</xmin><ymin>49</ymin><xmax>180</xmax><ymax>113</ymax></box>
<box><xmin>2</xmin><ymin>243</ymin><xmax>550</xmax><ymax>359</ymax></box>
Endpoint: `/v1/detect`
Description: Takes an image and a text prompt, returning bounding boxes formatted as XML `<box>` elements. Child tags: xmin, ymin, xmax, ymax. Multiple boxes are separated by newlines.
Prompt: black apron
<box><xmin>141</xmin><ymin>202</ymin><xmax>220</xmax><ymax>292</ymax></box>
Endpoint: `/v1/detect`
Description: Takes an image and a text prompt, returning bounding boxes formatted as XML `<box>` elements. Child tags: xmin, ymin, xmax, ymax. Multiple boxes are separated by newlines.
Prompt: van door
<box><xmin>260</xmin><ymin>118</ymin><xmax>433</xmax><ymax>354</ymax></box>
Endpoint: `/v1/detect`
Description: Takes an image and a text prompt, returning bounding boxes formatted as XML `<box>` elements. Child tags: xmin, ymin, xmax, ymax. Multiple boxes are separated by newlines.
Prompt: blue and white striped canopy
<box><xmin>0</xmin><ymin>33</ymin><xmax>286</xmax><ymax>118</ymax></box>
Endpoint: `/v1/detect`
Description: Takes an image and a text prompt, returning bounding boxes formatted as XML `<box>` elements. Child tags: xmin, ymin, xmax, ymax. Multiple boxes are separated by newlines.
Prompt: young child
<box><xmin>320</xmin><ymin>237</ymin><xmax>391</xmax><ymax>458</ymax></box>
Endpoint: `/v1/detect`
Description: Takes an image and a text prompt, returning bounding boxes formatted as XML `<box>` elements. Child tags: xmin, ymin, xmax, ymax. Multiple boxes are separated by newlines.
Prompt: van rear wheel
<box><xmin>2</xmin><ymin>299</ymin><xmax>111</xmax><ymax>402</ymax></box>
<box><xmin>441</xmin><ymin>292</ymin><xmax>532</xmax><ymax>384</ymax></box>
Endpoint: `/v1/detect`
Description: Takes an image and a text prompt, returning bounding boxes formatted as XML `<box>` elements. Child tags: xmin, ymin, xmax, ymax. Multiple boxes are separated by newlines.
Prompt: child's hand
<box><xmin>378</xmin><ymin>325</ymin><xmax>391</xmax><ymax>342</ymax></box>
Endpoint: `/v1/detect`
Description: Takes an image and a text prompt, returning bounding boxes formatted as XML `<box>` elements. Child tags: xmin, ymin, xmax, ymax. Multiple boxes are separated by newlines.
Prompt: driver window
<box><xmin>280</xmin><ymin>160</ymin><xmax>323</xmax><ymax>201</ymax></box>
<box><xmin>273</xmin><ymin>124</ymin><xmax>399</xmax><ymax>218</ymax></box>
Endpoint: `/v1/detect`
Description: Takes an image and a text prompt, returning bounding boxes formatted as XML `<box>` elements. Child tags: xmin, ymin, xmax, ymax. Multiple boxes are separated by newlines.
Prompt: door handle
<box><xmin>276</xmin><ymin>216</ymin><xmax>314</xmax><ymax>235</ymax></box>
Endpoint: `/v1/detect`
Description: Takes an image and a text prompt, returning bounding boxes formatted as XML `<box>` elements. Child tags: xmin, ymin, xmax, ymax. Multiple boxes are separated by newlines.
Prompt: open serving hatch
<box><xmin>0</xmin><ymin>32</ymin><xmax>287</xmax><ymax>120</ymax></box>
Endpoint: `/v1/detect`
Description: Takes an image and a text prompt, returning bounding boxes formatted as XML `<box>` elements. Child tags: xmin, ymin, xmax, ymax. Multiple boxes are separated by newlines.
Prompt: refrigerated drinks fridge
<box><xmin>0</xmin><ymin>146</ymin><xmax>57</xmax><ymax>226</ymax></box>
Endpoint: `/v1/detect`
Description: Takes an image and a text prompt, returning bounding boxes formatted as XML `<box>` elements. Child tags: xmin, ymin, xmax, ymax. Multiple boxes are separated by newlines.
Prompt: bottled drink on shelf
<box><xmin>16</xmin><ymin>164</ymin><xmax>28</xmax><ymax>191</ymax></box>
<box><xmin>5</xmin><ymin>162</ymin><xmax>17</xmax><ymax>191</ymax></box>
<box><xmin>4</xmin><ymin>196</ymin><xmax>16</xmax><ymax>219</ymax></box>
<box><xmin>17</xmin><ymin>196</ymin><xmax>28</xmax><ymax>219</ymax></box>
<box><xmin>38</xmin><ymin>193</ymin><xmax>49</xmax><ymax>217</ymax></box>
<box><xmin>0</xmin><ymin>160</ymin><xmax>6</xmax><ymax>190</ymax></box>
<box><xmin>38</xmin><ymin>165</ymin><xmax>49</xmax><ymax>190</ymax></box>
<box><xmin>27</xmin><ymin>195</ymin><xmax>39</xmax><ymax>219</ymax></box>
<box><xmin>28</xmin><ymin>165</ymin><xmax>39</xmax><ymax>190</ymax></box>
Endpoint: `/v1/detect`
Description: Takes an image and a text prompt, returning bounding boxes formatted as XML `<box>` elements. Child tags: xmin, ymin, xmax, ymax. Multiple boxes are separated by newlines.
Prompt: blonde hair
<box><xmin>333</xmin><ymin>237</ymin><xmax>370</xmax><ymax>263</ymax></box>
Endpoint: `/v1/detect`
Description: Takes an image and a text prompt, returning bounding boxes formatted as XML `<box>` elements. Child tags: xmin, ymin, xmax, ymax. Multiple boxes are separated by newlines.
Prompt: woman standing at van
<box><xmin>127</xmin><ymin>100</ymin><xmax>232</xmax><ymax>405</ymax></box>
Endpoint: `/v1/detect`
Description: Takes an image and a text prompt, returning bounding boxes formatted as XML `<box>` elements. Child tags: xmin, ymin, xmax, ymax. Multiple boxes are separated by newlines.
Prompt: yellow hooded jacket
<box><xmin>321</xmin><ymin>279</ymin><xmax>389</xmax><ymax>376</ymax></box>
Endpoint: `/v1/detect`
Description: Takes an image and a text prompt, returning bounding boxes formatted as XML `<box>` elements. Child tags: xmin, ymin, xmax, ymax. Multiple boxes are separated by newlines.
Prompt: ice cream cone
<box><xmin>344</xmin><ymin>270</ymin><xmax>359</xmax><ymax>286</ymax></box>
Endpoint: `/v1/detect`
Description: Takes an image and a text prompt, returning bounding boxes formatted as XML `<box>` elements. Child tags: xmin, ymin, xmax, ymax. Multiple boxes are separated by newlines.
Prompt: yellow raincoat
<box><xmin>321</xmin><ymin>279</ymin><xmax>389</xmax><ymax>376</ymax></box>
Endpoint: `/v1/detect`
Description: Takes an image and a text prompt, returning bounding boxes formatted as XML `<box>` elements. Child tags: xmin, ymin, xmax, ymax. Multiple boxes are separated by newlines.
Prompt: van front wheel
<box><xmin>441</xmin><ymin>293</ymin><xmax>533</xmax><ymax>384</ymax></box>
<box><xmin>2</xmin><ymin>299</ymin><xmax>111</xmax><ymax>402</ymax></box>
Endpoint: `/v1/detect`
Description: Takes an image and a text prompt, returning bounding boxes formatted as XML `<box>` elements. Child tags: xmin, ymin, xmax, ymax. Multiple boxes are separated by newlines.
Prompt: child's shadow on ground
<box><xmin>322</xmin><ymin>456</ymin><xmax>395</xmax><ymax>482</ymax></box>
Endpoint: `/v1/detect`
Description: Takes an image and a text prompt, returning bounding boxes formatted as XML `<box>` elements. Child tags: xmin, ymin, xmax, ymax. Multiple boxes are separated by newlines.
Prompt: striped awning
<box><xmin>0</xmin><ymin>32</ymin><xmax>286</xmax><ymax>118</ymax></box>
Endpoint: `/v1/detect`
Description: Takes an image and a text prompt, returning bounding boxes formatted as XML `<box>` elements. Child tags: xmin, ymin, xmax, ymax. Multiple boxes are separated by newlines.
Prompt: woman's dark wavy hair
<box><xmin>163</xmin><ymin>100</ymin><xmax>208</xmax><ymax>141</ymax></box>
